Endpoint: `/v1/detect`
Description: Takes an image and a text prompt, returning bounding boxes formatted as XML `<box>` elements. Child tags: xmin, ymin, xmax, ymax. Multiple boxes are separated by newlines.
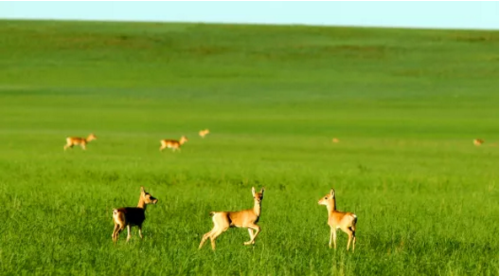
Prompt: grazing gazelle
<box><xmin>473</xmin><ymin>139</ymin><xmax>484</xmax><ymax>146</ymax></box>
<box><xmin>63</xmin><ymin>133</ymin><xmax>97</xmax><ymax>150</ymax></box>
<box><xmin>111</xmin><ymin>186</ymin><xmax>158</xmax><ymax>243</ymax></box>
<box><xmin>199</xmin><ymin>129</ymin><xmax>210</xmax><ymax>138</ymax></box>
<box><xmin>318</xmin><ymin>189</ymin><xmax>357</xmax><ymax>251</ymax></box>
<box><xmin>199</xmin><ymin>187</ymin><xmax>264</xmax><ymax>251</ymax></box>
<box><xmin>159</xmin><ymin>136</ymin><xmax>188</xmax><ymax>152</ymax></box>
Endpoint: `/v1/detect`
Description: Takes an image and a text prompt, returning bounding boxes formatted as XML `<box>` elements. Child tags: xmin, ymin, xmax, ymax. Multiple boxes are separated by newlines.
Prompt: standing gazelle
<box><xmin>199</xmin><ymin>129</ymin><xmax>210</xmax><ymax>138</ymax></box>
<box><xmin>159</xmin><ymin>136</ymin><xmax>188</xmax><ymax>152</ymax></box>
<box><xmin>318</xmin><ymin>189</ymin><xmax>357</xmax><ymax>251</ymax></box>
<box><xmin>63</xmin><ymin>133</ymin><xmax>97</xmax><ymax>150</ymax></box>
<box><xmin>199</xmin><ymin>187</ymin><xmax>264</xmax><ymax>251</ymax></box>
<box><xmin>112</xmin><ymin>187</ymin><xmax>158</xmax><ymax>243</ymax></box>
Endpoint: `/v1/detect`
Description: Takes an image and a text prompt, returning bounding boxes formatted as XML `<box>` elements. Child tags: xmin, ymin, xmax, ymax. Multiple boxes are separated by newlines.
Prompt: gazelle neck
<box><xmin>253</xmin><ymin>200</ymin><xmax>261</xmax><ymax>217</ymax></box>
<box><xmin>327</xmin><ymin>197</ymin><xmax>337</xmax><ymax>214</ymax></box>
<box><xmin>137</xmin><ymin>196</ymin><xmax>146</xmax><ymax>209</ymax></box>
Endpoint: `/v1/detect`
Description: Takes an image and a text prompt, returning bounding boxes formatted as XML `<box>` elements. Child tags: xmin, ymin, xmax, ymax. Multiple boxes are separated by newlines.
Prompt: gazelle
<box><xmin>63</xmin><ymin>133</ymin><xmax>97</xmax><ymax>150</ymax></box>
<box><xmin>332</xmin><ymin>138</ymin><xmax>340</xmax><ymax>143</ymax></box>
<box><xmin>111</xmin><ymin>186</ymin><xmax>158</xmax><ymax>243</ymax></box>
<box><xmin>199</xmin><ymin>187</ymin><xmax>264</xmax><ymax>251</ymax></box>
<box><xmin>473</xmin><ymin>139</ymin><xmax>484</xmax><ymax>146</ymax></box>
<box><xmin>159</xmin><ymin>136</ymin><xmax>188</xmax><ymax>152</ymax></box>
<box><xmin>199</xmin><ymin>129</ymin><xmax>210</xmax><ymax>138</ymax></box>
<box><xmin>318</xmin><ymin>189</ymin><xmax>357</xmax><ymax>251</ymax></box>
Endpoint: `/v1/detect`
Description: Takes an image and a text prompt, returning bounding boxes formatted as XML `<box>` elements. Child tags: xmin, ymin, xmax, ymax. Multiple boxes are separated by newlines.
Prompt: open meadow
<box><xmin>0</xmin><ymin>20</ymin><xmax>498</xmax><ymax>275</ymax></box>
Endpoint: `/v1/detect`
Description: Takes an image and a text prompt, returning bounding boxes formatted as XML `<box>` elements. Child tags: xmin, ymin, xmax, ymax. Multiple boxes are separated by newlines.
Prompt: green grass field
<box><xmin>0</xmin><ymin>20</ymin><xmax>498</xmax><ymax>275</ymax></box>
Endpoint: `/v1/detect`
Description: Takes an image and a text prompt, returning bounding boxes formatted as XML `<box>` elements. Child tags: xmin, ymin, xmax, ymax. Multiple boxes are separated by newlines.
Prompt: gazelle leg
<box><xmin>244</xmin><ymin>224</ymin><xmax>260</xmax><ymax>245</ymax></box>
<box><xmin>332</xmin><ymin>228</ymin><xmax>337</xmax><ymax>249</ymax></box>
<box><xmin>112</xmin><ymin>223</ymin><xmax>119</xmax><ymax>241</ymax></box>
<box><xmin>138</xmin><ymin>225</ymin><xmax>143</xmax><ymax>239</ymax></box>
<box><xmin>329</xmin><ymin>228</ymin><xmax>333</xmax><ymax>248</ymax></box>
<box><xmin>126</xmin><ymin>225</ymin><xmax>132</xmax><ymax>242</ymax></box>
<box><xmin>199</xmin><ymin>229</ymin><xmax>214</xmax><ymax>249</ymax></box>
<box><xmin>247</xmin><ymin>228</ymin><xmax>254</xmax><ymax>241</ymax></box>
<box><xmin>341</xmin><ymin>227</ymin><xmax>355</xmax><ymax>251</ymax></box>
<box><xmin>346</xmin><ymin>232</ymin><xmax>352</xmax><ymax>251</ymax></box>
<box><xmin>351</xmin><ymin>231</ymin><xmax>356</xmax><ymax>252</ymax></box>
<box><xmin>114</xmin><ymin>224</ymin><xmax>124</xmax><ymax>242</ymax></box>
<box><xmin>81</xmin><ymin>144</ymin><xmax>86</xmax><ymax>150</ymax></box>
<box><xmin>209</xmin><ymin>228</ymin><xmax>227</xmax><ymax>251</ymax></box>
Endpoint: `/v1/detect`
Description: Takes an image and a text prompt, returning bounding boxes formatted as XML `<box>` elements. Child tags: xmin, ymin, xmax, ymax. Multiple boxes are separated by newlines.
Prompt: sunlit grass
<box><xmin>0</xmin><ymin>20</ymin><xmax>498</xmax><ymax>275</ymax></box>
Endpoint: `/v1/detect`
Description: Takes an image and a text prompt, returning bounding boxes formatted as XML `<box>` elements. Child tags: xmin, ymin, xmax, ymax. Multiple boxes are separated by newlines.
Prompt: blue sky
<box><xmin>0</xmin><ymin>1</ymin><xmax>498</xmax><ymax>30</ymax></box>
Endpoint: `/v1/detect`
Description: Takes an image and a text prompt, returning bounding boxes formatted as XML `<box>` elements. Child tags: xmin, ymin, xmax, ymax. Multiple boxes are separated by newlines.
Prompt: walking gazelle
<box><xmin>318</xmin><ymin>189</ymin><xmax>357</xmax><ymax>251</ymax></box>
<box><xmin>63</xmin><ymin>133</ymin><xmax>97</xmax><ymax>150</ymax></box>
<box><xmin>199</xmin><ymin>187</ymin><xmax>264</xmax><ymax>250</ymax></box>
<box><xmin>159</xmin><ymin>136</ymin><xmax>188</xmax><ymax>152</ymax></box>
<box><xmin>112</xmin><ymin>187</ymin><xmax>158</xmax><ymax>243</ymax></box>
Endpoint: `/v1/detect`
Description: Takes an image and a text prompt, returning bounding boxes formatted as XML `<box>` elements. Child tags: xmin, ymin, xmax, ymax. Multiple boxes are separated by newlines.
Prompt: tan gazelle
<box><xmin>318</xmin><ymin>189</ymin><xmax>357</xmax><ymax>251</ymax></box>
<box><xmin>199</xmin><ymin>187</ymin><xmax>264</xmax><ymax>250</ymax></box>
<box><xmin>111</xmin><ymin>186</ymin><xmax>158</xmax><ymax>243</ymax></box>
<box><xmin>159</xmin><ymin>136</ymin><xmax>188</xmax><ymax>152</ymax></box>
<box><xmin>63</xmin><ymin>133</ymin><xmax>97</xmax><ymax>150</ymax></box>
<box><xmin>199</xmin><ymin>129</ymin><xmax>210</xmax><ymax>138</ymax></box>
<box><xmin>473</xmin><ymin>139</ymin><xmax>484</xmax><ymax>146</ymax></box>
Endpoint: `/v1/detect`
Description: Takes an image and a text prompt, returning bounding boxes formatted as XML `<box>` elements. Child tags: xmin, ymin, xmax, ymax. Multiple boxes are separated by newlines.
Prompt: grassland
<box><xmin>0</xmin><ymin>20</ymin><xmax>498</xmax><ymax>275</ymax></box>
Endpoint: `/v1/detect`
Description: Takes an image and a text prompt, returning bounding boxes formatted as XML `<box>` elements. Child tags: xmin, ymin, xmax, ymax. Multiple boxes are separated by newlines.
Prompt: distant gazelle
<box><xmin>63</xmin><ymin>133</ymin><xmax>97</xmax><ymax>150</ymax></box>
<box><xmin>318</xmin><ymin>189</ymin><xmax>357</xmax><ymax>251</ymax></box>
<box><xmin>112</xmin><ymin>186</ymin><xmax>158</xmax><ymax>243</ymax></box>
<box><xmin>199</xmin><ymin>187</ymin><xmax>264</xmax><ymax>251</ymax></box>
<box><xmin>473</xmin><ymin>139</ymin><xmax>484</xmax><ymax>146</ymax></box>
<box><xmin>199</xmin><ymin>129</ymin><xmax>210</xmax><ymax>138</ymax></box>
<box><xmin>159</xmin><ymin>136</ymin><xmax>188</xmax><ymax>152</ymax></box>
<box><xmin>332</xmin><ymin>138</ymin><xmax>340</xmax><ymax>143</ymax></box>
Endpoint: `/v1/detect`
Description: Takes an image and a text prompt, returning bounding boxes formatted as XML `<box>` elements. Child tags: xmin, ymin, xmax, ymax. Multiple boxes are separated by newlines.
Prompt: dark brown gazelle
<box><xmin>112</xmin><ymin>186</ymin><xmax>158</xmax><ymax>242</ymax></box>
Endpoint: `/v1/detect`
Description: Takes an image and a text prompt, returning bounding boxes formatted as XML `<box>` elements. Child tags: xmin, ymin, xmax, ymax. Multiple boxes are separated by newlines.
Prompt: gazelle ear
<box><xmin>252</xmin><ymin>187</ymin><xmax>256</xmax><ymax>196</ymax></box>
<box><xmin>260</xmin><ymin>188</ymin><xmax>264</xmax><ymax>195</ymax></box>
<box><xmin>141</xmin><ymin>186</ymin><xmax>145</xmax><ymax>193</ymax></box>
<box><xmin>330</xmin><ymin>189</ymin><xmax>335</xmax><ymax>196</ymax></box>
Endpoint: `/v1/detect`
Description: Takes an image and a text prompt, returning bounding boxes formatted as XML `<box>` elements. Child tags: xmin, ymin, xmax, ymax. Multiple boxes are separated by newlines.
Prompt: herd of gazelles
<box><xmin>63</xmin><ymin>129</ymin><xmax>210</xmax><ymax>152</ymax></box>
<box><xmin>111</xmin><ymin>186</ymin><xmax>357</xmax><ymax>251</ymax></box>
<box><xmin>64</xmin><ymin>131</ymin><xmax>491</xmax><ymax>251</ymax></box>
<box><xmin>63</xmin><ymin>131</ymin><xmax>491</xmax><ymax>152</ymax></box>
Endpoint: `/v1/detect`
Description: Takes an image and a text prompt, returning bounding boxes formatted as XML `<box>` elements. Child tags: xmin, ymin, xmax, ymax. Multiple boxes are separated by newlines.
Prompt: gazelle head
<box><xmin>141</xmin><ymin>186</ymin><xmax>158</xmax><ymax>205</ymax></box>
<box><xmin>332</xmin><ymin>138</ymin><xmax>339</xmax><ymax>143</ymax></box>
<box><xmin>251</xmin><ymin>187</ymin><xmax>264</xmax><ymax>203</ymax></box>
<box><xmin>180</xmin><ymin>136</ymin><xmax>189</xmax><ymax>144</ymax></box>
<box><xmin>318</xmin><ymin>189</ymin><xmax>335</xmax><ymax>205</ymax></box>
<box><xmin>87</xmin><ymin>133</ymin><xmax>97</xmax><ymax>141</ymax></box>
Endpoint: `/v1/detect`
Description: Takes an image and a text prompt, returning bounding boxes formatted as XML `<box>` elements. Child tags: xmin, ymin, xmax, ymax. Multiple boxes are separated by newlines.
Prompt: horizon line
<box><xmin>1</xmin><ymin>17</ymin><xmax>498</xmax><ymax>32</ymax></box>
